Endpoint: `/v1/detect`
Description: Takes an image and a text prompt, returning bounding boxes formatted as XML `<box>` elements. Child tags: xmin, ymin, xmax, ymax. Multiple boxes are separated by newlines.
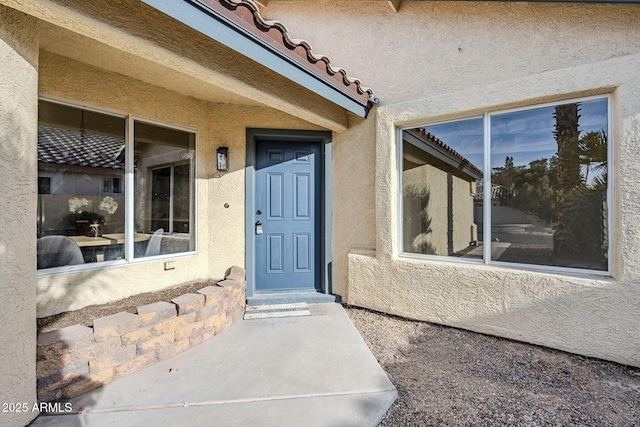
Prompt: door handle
<box><xmin>255</xmin><ymin>221</ymin><xmax>263</xmax><ymax>235</ymax></box>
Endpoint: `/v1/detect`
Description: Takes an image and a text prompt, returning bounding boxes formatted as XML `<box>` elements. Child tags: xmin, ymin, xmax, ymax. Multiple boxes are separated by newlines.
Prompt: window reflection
<box><xmin>402</xmin><ymin>118</ymin><xmax>484</xmax><ymax>257</ymax></box>
<box><xmin>134</xmin><ymin>121</ymin><xmax>195</xmax><ymax>258</ymax></box>
<box><xmin>37</xmin><ymin>101</ymin><xmax>197</xmax><ymax>270</ymax></box>
<box><xmin>489</xmin><ymin>99</ymin><xmax>608</xmax><ymax>270</ymax></box>
<box><xmin>401</xmin><ymin>97</ymin><xmax>609</xmax><ymax>272</ymax></box>
<box><xmin>37</xmin><ymin>101</ymin><xmax>125</xmax><ymax>269</ymax></box>
<box><xmin>37</xmin><ymin>101</ymin><xmax>126</xmax><ymax>268</ymax></box>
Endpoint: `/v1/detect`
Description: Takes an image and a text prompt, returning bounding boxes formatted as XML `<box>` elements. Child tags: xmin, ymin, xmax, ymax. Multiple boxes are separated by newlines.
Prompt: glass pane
<box><xmin>490</xmin><ymin>98</ymin><xmax>608</xmax><ymax>270</ymax></box>
<box><xmin>172</xmin><ymin>164</ymin><xmax>191</xmax><ymax>234</ymax></box>
<box><xmin>151</xmin><ymin>167</ymin><xmax>171</xmax><ymax>232</ymax></box>
<box><xmin>37</xmin><ymin>100</ymin><xmax>125</xmax><ymax>269</ymax></box>
<box><xmin>402</xmin><ymin>118</ymin><xmax>484</xmax><ymax>258</ymax></box>
<box><xmin>134</xmin><ymin>121</ymin><xmax>195</xmax><ymax>258</ymax></box>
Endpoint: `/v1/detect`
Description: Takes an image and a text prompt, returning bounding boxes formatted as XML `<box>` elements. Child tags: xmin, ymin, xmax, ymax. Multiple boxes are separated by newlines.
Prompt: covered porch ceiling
<box><xmin>2</xmin><ymin>0</ymin><xmax>376</xmax><ymax>132</ymax></box>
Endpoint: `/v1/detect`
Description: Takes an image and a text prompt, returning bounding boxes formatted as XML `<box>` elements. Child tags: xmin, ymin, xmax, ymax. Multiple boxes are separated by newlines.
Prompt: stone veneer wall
<box><xmin>36</xmin><ymin>267</ymin><xmax>246</xmax><ymax>403</ymax></box>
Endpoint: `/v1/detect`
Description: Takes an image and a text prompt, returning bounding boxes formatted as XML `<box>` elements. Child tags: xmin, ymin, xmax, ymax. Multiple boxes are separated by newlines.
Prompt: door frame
<box><xmin>245</xmin><ymin>129</ymin><xmax>332</xmax><ymax>299</ymax></box>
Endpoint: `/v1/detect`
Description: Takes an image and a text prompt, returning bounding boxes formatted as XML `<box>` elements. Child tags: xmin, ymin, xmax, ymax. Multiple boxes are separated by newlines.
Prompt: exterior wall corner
<box><xmin>0</xmin><ymin>5</ymin><xmax>39</xmax><ymax>425</ymax></box>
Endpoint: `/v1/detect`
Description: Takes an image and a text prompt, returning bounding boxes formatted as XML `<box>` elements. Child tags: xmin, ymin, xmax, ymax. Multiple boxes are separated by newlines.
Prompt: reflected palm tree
<box><xmin>403</xmin><ymin>183</ymin><xmax>437</xmax><ymax>255</ymax></box>
<box><xmin>579</xmin><ymin>130</ymin><xmax>607</xmax><ymax>186</ymax></box>
<box><xmin>553</xmin><ymin>105</ymin><xmax>607</xmax><ymax>269</ymax></box>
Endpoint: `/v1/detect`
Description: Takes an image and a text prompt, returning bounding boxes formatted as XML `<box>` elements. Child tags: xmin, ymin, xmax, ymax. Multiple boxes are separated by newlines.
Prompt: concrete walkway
<box><xmin>32</xmin><ymin>303</ymin><xmax>397</xmax><ymax>426</ymax></box>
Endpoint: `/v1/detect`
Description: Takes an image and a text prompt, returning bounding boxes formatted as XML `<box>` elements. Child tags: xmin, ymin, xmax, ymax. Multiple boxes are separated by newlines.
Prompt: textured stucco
<box><xmin>263</xmin><ymin>1</ymin><xmax>640</xmax><ymax>367</ymax></box>
<box><xmin>345</xmin><ymin>52</ymin><xmax>640</xmax><ymax>367</ymax></box>
<box><xmin>265</xmin><ymin>1</ymin><xmax>640</xmax><ymax>106</ymax></box>
<box><xmin>36</xmin><ymin>52</ymin><xmax>324</xmax><ymax>317</ymax></box>
<box><xmin>0</xmin><ymin>6</ymin><xmax>39</xmax><ymax>426</ymax></box>
<box><xmin>331</xmin><ymin>115</ymin><xmax>376</xmax><ymax>299</ymax></box>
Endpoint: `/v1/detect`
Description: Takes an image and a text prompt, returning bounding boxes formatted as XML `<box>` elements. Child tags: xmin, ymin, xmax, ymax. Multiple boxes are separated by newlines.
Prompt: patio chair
<box><xmin>144</xmin><ymin>228</ymin><xmax>164</xmax><ymax>257</ymax></box>
<box><xmin>37</xmin><ymin>235</ymin><xmax>85</xmax><ymax>269</ymax></box>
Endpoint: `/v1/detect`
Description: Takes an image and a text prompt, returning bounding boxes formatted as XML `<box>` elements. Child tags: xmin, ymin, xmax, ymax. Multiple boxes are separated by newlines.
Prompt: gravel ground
<box><xmin>345</xmin><ymin>305</ymin><xmax>640</xmax><ymax>427</ymax></box>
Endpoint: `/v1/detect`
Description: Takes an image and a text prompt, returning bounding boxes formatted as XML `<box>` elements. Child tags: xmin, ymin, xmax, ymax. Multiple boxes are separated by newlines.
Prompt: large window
<box><xmin>37</xmin><ymin>100</ymin><xmax>196</xmax><ymax>271</ymax></box>
<box><xmin>400</xmin><ymin>96</ymin><xmax>610</xmax><ymax>274</ymax></box>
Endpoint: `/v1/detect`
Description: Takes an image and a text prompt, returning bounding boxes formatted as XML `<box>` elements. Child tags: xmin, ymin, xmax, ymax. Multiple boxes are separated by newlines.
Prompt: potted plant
<box><xmin>68</xmin><ymin>197</ymin><xmax>104</xmax><ymax>237</ymax></box>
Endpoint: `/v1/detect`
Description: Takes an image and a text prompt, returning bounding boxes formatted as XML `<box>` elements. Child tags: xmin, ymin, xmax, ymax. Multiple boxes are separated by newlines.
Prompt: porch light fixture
<box><xmin>216</xmin><ymin>147</ymin><xmax>229</xmax><ymax>172</ymax></box>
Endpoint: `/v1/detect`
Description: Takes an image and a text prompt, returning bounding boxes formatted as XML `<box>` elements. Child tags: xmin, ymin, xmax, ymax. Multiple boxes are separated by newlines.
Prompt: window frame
<box><xmin>397</xmin><ymin>94</ymin><xmax>613</xmax><ymax>277</ymax></box>
<box><xmin>37</xmin><ymin>96</ymin><xmax>198</xmax><ymax>276</ymax></box>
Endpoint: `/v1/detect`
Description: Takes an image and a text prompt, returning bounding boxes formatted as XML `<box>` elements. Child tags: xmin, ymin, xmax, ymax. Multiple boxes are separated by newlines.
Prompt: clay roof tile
<box><xmin>38</xmin><ymin>125</ymin><xmax>125</xmax><ymax>169</ymax></box>
<box><xmin>196</xmin><ymin>0</ymin><xmax>376</xmax><ymax>106</ymax></box>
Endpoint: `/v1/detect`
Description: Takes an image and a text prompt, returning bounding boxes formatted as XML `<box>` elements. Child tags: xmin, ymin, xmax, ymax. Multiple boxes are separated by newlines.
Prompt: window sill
<box><xmin>36</xmin><ymin>251</ymin><xmax>197</xmax><ymax>277</ymax></box>
<box><xmin>397</xmin><ymin>252</ymin><xmax>612</xmax><ymax>279</ymax></box>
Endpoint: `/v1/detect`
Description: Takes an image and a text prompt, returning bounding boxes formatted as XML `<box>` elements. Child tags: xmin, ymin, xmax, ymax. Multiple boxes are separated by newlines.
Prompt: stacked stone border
<box><xmin>36</xmin><ymin>266</ymin><xmax>246</xmax><ymax>403</ymax></box>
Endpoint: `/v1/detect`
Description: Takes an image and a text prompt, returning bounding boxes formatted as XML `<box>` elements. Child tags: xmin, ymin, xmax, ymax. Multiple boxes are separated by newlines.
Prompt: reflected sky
<box><xmin>424</xmin><ymin>117</ymin><xmax>484</xmax><ymax>172</ymax></box>
<box><xmin>419</xmin><ymin>98</ymin><xmax>608</xmax><ymax>174</ymax></box>
<box><xmin>490</xmin><ymin>98</ymin><xmax>608</xmax><ymax>169</ymax></box>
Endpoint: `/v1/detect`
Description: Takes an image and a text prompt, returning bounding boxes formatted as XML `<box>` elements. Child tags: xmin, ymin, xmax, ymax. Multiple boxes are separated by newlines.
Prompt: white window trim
<box><xmin>397</xmin><ymin>94</ymin><xmax>613</xmax><ymax>277</ymax></box>
<box><xmin>129</xmin><ymin>115</ymin><xmax>198</xmax><ymax>264</ymax></box>
<box><xmin>36</xmin><ymin>97</ymin><xmax>198</xmax><ymax>276</ymax></box>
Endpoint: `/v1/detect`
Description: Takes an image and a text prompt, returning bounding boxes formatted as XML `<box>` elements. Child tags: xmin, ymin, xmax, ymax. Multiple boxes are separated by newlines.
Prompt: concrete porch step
<box><xmin>244</xmin><ymin>302</ymin><xmax>311</xmax><ymax>320</ymax></box>
<box><xmin>246</xmin><ymin>291</ymin><xmax>339</xmax><ymax>306</ymax></box>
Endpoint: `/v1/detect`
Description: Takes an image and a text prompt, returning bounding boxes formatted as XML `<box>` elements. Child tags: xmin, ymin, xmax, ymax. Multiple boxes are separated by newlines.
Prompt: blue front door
<box><xmin>254</xmin><ymin>140</ymin><xmax>321</xmax><ymax>292</ymax></box>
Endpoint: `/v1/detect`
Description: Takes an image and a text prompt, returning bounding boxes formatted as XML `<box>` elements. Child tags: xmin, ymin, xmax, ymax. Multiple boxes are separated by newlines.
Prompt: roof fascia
<box><xmin>139</xmin><ymin>0</ymin><xmax>370</xmax><ymax>118</ymax></box>
<box><xmin>403</xmin><ymin>131</ymin><xmax>483</xmax><ymax>181</ymax></box>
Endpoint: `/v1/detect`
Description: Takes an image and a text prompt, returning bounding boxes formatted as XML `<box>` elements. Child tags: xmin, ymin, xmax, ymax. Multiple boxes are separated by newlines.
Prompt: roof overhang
<box><xmin>404</xmin><ymin>128</ymin><xmax>483</xmax><ymax>181</ymax></box>
<box><xmin>139</xmin><ymin>0</ymin><xmax>374</xmax><ymax>118</ymax></box>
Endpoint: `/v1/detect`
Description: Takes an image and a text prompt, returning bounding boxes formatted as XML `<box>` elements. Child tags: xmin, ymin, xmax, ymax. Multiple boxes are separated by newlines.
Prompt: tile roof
<box><xmin>196</xmin><ymin>0</ymin><xmax>375</xmax><ymax>107</ymax></box>
<box><xmin>38</xmin><ymin>125</ymin><xmax>125</xmax><ymax>169</ymax></box>
<box><xmin>405</xmin><ymin>127</ymin><xmax>483</xmax><ymax>179</ymax></box>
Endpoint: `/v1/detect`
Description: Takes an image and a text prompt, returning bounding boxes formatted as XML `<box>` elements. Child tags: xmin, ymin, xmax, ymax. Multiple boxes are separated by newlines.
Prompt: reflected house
<box><xmin>37</xmin><ymin>111</ymin><xmax>194</xmax><ymax>258</ymax></box>
<box><xmin>37</xmin><ymin>125</ymin><xmax>126</xmax><ymax>237</ymax></box>
<box><xmin>402</xmin><ymin>128</ymin><xmax>483</xmax><ymax>255</ymax></box>
<box><xmin>132</xmin><ymin>121</ymin><xmax>195</xmax><ymax>255</ymax></box>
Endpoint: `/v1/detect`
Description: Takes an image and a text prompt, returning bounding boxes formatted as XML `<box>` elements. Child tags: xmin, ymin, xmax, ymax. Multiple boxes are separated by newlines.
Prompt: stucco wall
<box><xmin>0</xmin><ymin>6</ymin><xmax>39</xmax><ymax>426</ymax></box>
<box><xmin>403</xmin><ymin>162</ymin><xmax>475</xmax><ymax>255</ymax></box>
<box><xmin>265</xmin><ymin>1</ymin><xmax>640</xmax><ymax>105</ymax></box>
<box><xmin>350</xmin><ymin>53</ymin><xmax>640</xmax><ymax>367</ymax></box>
<box><xmin>331</xmin><ymin>115</ymin><xmax>376</xmax><ymax>298</ymax></box>
<box><xmin>264</xmin><ymin>1</ymin><xmax>640</xmax><ymax>366</ymax></box>
<box><xmin>36</xmin><ymin>51</ymin><xmax>324</xmax><ymax>317</ymax></box>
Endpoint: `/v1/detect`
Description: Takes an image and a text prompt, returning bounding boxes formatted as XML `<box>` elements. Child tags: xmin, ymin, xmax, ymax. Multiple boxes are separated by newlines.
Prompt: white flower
<box><xmin>99</xmin><ymin>196</ymin><xmax>118</xmax><ymax>215</ymax></box>
<box><xmin>68</xmin><ymin>197</ymin><xmax>90</xmax><ymax>214</ymax></box>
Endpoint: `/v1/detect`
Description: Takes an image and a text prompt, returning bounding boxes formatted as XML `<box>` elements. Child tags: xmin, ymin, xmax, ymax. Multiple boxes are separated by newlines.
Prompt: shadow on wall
<box><xmin>421</xmin><ymin>273</ymin><xmax>640</xmax><ymax>368</ymax></box>
<box><xmin>35</xmin><ymin>331</ymin><xmax>102</xmax><ymax>424</ymax></box>
<box><xmin>445</xmin><ymin>281</ymin><xmax>640</xmax><ymax>368</ymax></box>
<box><xmin>37</xmin><ymin>262</ymin><xmax>131</xmax><ymax>326</ymax></box>
<box><xmin>348</xmin><ymin>250</ymin><xmax>640</xmax><ymax>368</ymax></box>
<box><xmin>402</xmin><ymin>183</ymin><xmax>436</xmax><ymax>255</ymax></box>
<box><xmin>34</xmin><ymin>262</ymin><xmax>125</xmax><ymax>411</ymax></box>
